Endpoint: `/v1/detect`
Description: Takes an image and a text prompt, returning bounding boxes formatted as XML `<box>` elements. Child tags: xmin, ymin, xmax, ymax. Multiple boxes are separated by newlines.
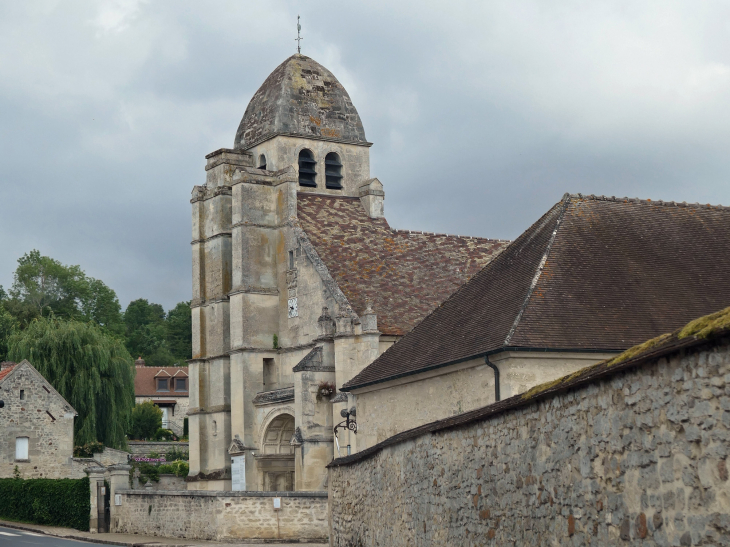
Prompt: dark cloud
<box><xmin>2</xmin><ymin>0</ymin><xmax>729</xmax><ymax>309</ymax></box>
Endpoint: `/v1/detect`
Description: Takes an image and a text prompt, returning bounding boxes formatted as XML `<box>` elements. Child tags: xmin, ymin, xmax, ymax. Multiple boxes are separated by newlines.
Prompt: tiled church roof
<box><xmin>343</xmin><ymin>194</ymin><xmax>730</xmax><ymax>390</ymax></box>
<box><xmin>296</xmin><ymin>194</ymin><xmax>509</xmax><ymax>336</ymax></box>
<box><xmin>235</xmin><ymin>55</ymin><xmax>368</xmax><ymax>149</ymax></box>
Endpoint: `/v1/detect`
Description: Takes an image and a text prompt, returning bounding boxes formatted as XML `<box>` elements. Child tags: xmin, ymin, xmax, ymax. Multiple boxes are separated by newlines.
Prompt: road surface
<box><xmin>0</xmin><ymin>526</ymin><xmax>96</xmax><ymax>547</ymax></box>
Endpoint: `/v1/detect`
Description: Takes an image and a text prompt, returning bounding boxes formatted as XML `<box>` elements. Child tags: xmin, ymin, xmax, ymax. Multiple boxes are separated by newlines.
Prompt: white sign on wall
<box><xmin>273</xmin><ymin>497</ymin><xmax>281</xmax><ymax>510</ymax></box>
<box><xmin>115</xmin><ymin>494</ymin><xmax>122</xmax><ymax>506</ymax></box>
<box><xmin>231</xmin><ymin>455</ymin><xmax>245</xmax><ymax>491</ymax></box>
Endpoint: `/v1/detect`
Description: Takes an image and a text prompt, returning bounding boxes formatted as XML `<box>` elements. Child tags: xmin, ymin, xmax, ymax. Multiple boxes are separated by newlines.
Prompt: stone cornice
<box><xmin>191</xmin><ymin>232</ymin><xmax>232</xmax><ymax>245</ymax></box>
<box><xmin>228</xmin><ymin>286</ymin><xmax>279</xmax><ymax>297</ymax></box>
<box><xmin>190</xmin><ymin>185</ymin><xmax>232</xmax><ymax>203</ymax></box>
<box><xmin>190</xmin><ymin>297</ymin><xmax>230</xmax><ymax>309</ymax></box>
<box><xmin>252</xmin><ymin>387</ymin><xmax>295</xmax><ymax>406</ymax></box>
<box><xmin>187</xmin><ymin>404</ymin><xmax>231</xmax><ymax>416</ymax></box>
<box><xmin>243</xmin><ymin>132</ymin><xmax>373</xmax><ymax>150</ymax></box>
<box><xmin>228</xmin><ymin>341</ymin><xmax>317</xmax><ymax>355</ymax></box>
<box><xmin>231</xmin><ymin>221</ymin><xmax>286</xmax><ymax>231</ymax></box>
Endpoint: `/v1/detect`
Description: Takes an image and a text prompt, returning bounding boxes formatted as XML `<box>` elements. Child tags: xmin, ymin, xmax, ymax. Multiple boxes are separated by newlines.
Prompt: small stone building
<box><xmin>133</xmin><ymin>359</ymin><xmax>189</xmax><ymax>435</ymax></box>
<box><xmin>0</xmin><ymin>360</ymin><xmax>86</xmax><ymax>479</ymax></box>
<box><xmin>343</xmin><ymin>194</ymin><xmax>730</xmax><ymax>449</ymax></box>
<box><xmin>188</xmin><ymin>54</ymin><xmax>509</xmax><ymax>492</ymax></box>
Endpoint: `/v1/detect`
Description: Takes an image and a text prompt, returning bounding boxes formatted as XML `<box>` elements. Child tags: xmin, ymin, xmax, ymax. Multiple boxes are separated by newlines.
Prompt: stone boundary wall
<box><xmin>127</xmin><ymin>441</ymin><xmax>188</xmax><ymax>457</ymax></box>
<box><xmin>113</xmin><ymin>490</ymin><xmax>328</xmax><ymax>541</ymax></box>
<box><xmin>328</xmin><ymin>334</ymin><xmax>730</xmax><ymax>546</ymax></box>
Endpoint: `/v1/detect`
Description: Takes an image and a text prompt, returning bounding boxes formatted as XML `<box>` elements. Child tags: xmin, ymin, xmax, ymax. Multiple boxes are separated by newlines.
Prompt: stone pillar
<box><xmin>334</xmin><ymin>307</ymin><xmax>379</xmax><ymax>455</ymax></box>
<box><xmin>107</xmin><ymin>464</ymin><xmax>131</xmax><ymax>531</ymax></box>
<box><xmin>86</xmin><ymin>467</ymin><xmax>105</xmax><ymax>534</ymax></box>
<box><xmin>293</xmin><ymin>343</ymin><xmax>336</xmax><ymax>491</ymax></box>
<box><xmin>358</xmin><ymin>178</ymin><xmax>384</xmax><ymax>218</ymax></box>
<box><xmin>189</xmin><ymin>148</ymin><xmax>249</xmax><ymax>491</ymax></box>
<box><xmin>228</xmin><ymin>168</ymin><xmax>292</xmax><ymax>491</ymax></box>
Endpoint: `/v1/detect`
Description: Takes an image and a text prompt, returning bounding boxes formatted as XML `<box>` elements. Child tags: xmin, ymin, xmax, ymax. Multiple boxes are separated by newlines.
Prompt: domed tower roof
<box><xmin>234</xmin><ymin>54</ymin><xmax>368</xmax><ymax>149</ymax></box>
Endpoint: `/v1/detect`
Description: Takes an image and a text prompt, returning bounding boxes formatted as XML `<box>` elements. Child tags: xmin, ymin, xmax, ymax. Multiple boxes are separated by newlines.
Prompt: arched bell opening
<box><xmin>324</xmin><ymin>152</ymin><xmax>343</xmax><ymax>189</ymax></box>
<box><xmin>298</xmin><ymin>149</ymin><xmax>317</xmax><ymax>187</ymax></box>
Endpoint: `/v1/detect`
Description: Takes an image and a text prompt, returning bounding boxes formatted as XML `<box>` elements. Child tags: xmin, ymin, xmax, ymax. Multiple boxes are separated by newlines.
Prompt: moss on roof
<box><xmin>520</xmin><ymin>306</ymin><xmax>730</xmax><ymax>401</ymax></box>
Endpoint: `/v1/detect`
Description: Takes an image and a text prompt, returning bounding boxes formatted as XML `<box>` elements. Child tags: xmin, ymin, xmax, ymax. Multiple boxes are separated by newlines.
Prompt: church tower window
<box><xmin>325</xmin><ymin>152</ymin><xmax>343</xmax><ymax>189</ymax></box>
<box><xmin>298</xmin><ymin>149</ymin><xmax>317</xmax><ymax>187</ymax></box>
<box><xmin>258</xmin><ymin>154</ymin><xmax>267</xmax><ymax>170</ymax></box>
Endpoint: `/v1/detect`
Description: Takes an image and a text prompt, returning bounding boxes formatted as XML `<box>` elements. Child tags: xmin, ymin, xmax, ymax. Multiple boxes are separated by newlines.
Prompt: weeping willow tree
<box><xmin>8</xmin><ymin>316</ymin><xmax>135</xmax><ymax>449</ymax></box>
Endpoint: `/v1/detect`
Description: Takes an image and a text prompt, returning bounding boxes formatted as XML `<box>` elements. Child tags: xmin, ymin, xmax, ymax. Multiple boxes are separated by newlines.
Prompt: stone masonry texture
<box><xmin>0</xmin><ymin>360</ymin><xmax>85</xmax><ymax>479</ymax></box>
<box><xmin>329</xmin><ymin>336</ymin><xmax>730</xmax><ymax>546</ymax></box>
<box><xmin>112</xmin><ymin>490</ymin><xmax>328</xmax><ymax>541</ymax></box>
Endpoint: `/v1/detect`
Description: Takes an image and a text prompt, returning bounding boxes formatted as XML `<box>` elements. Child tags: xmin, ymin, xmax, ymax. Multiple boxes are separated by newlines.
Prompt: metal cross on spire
<box><xmin>295</xmin><ymin>15</ymin><xmax>303</xmax><ymax>53</ymax></box>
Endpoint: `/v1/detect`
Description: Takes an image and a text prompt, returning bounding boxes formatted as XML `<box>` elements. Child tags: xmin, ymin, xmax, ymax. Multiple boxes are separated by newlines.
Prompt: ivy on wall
<box><xmin>0</xmin><ymin>476</ymin><xmax>90</xmax><ymax>531</ymax></box>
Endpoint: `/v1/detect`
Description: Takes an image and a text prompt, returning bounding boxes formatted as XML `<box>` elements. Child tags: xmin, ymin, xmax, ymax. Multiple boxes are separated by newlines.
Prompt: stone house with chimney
<box><xmin>0</xmin><ymin>360</ymin><xmax>88</xmax><ymax>479</ymax></box>
<box><xmin>188</xmin><ymin>53</ymin><xmax>509</xmax><ymax>492</ymax></box>
<box><xmin>343</xmin><ymin>193</ymin><xmax>730</xmax><ymax>449</ymax></box>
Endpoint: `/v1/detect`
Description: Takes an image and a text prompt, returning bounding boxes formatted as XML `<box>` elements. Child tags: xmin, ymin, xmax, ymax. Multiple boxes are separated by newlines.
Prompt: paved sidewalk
<box><xmin>0</xmin><ymin>520</ymin><xmax>328</xmax><ymax>546</ymax></box>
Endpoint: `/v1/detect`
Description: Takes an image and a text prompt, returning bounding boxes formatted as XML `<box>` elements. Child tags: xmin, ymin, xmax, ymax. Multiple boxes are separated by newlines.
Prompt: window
<box><xmin>288</xmin><ymin>250</ymin><xmax>294</xmax><ymax>270</ymax></box>
<box><xmin>263</xmin><ymin>358</ymin><xmax>275</xmax><ymax>388</ymax></box>
<box><xmin>15</xmin><ymin>437</ymin><xmax>29</xmax><ymax>461</ymax></box>
<box><xmin>258</xmin><ymin>154</ymin><xmax>267</xmax><ymax>170</ymax></box>
<box><xmin>298</xmin><ymin>149</ymin><xmax>317</xmax><ymax>187</ymax></box>
<box><xmin>325</xmin><ymin>152</ymin><xmax>343</xmax><ymax>189</ymax></box>
<box><xmin>19</xmin><ymin>389</ymin><xmax>24</xmax><ymax>400</ymax></box>
<box><xmin>175</xmin><ymin>378</ymin><xmax>187</xmax><ymax>392</ymax></box>
<box><xmin>157</xmin><ymin>378</ymin><xmax>169</xmax><ymax>391</ymax></box>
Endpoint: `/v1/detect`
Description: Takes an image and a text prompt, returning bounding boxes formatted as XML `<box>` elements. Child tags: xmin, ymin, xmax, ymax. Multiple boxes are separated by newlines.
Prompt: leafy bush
<box><xmin>137</xmin><ymin>462</ymin><xmax>159</xmax><ymax>484</ymax></box>
<box><xmin>73</xmin><ymin>441</ymin><xmax>104</xmax><ymax>458</ymax></box>
<box><xmin>158</xmin><ymin>460</ymin><xmax>189</xmax><ymax>478</ymax></box>
<box><xmin>0</xmin><ymin>477</ymin><xmax>90</xmax><ymax>530</ymax></box>
<box><xmin>153</xmin><ymin>428</ymin><xmax>176</xmax><ymax>441</ymax></box>
<box><xmin>129</xmin><ymin>401</ymin><xmax>162</xmax><ymax>440</ymax></box>
<box><xmin>165</xmin><ymin>447</ymin><xmax>189</xmax><ymax>462</ymax></box>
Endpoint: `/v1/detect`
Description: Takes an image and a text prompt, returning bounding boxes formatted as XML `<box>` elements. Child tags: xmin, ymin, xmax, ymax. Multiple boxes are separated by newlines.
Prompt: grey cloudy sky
<box><xmin>1</xmin><ymin>1</ymin><xmax>729</xmax><ymax>311</ymax></box>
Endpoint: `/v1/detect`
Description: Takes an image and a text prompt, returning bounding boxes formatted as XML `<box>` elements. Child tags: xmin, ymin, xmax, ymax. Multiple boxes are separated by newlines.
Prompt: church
<box><xmin>187</xmin><ymin>54</ymin><xmax>508</xmax><ymax>491</ymax></box>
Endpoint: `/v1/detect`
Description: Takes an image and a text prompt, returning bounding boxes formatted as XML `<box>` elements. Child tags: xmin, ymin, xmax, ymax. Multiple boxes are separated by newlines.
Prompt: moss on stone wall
<box><xmin>521</xmin><ymin>306</ymin><xmax>730</xmax><ymax>401</ymax></box>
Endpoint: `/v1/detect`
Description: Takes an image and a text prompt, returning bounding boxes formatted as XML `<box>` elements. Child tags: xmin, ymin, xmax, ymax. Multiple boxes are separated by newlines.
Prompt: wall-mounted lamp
<box><xmin>333</xmin><ymin>407</ymin><xmax>357</xmax><ymax>457</ymax></box>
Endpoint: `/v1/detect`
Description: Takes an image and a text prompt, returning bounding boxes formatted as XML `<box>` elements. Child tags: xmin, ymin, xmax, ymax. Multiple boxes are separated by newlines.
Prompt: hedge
<box><xmin>0</xmin><ymin>476</ymin><xmax>90</xmax><ymax>531</ymax></box>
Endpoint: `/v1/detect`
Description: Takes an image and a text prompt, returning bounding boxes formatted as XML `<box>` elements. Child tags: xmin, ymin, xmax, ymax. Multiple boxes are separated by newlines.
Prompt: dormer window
<box><xmin>258</xmin><ymin>154</ymin><xmax>267</xmax><ymax>170</ymax></box>
<box><xmin>298</xmin><ymin>149</ymin><xmax>317</xmax><ymax>187</ymax></box>
<box><xmin>325</xmin><ymin>152</ymin><xmax>343</xmax><ymax>189</ymax></box>
<box><xmin>157</xmin><ymin>378</ymin><xmax>169</xmax><ymax>391</ymax></box>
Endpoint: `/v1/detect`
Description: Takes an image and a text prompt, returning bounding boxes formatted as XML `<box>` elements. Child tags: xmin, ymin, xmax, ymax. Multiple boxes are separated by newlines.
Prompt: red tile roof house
<box><xmin>343</xmin><ymin>194</ymin><xmax>730</xmax><ymax>451</ymax></box>
<box><xmin>133</xmin><ymin>358</ymin><xmax>189</xmax><ymax>437</ymax></box>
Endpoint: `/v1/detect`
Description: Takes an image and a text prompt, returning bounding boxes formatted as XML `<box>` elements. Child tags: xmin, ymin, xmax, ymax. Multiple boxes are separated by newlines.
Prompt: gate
<box><xmin>96</xmin><ymin>481</ymin><xmax>110</xmax><ymax>533</ymax></box>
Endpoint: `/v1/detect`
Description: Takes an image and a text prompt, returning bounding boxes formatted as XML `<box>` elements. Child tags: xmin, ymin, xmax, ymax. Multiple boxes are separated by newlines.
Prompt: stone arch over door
<box><xmin>256</xmin><ymin>413</ymin><xmax>295</xmax><ymax>491</ymax></box>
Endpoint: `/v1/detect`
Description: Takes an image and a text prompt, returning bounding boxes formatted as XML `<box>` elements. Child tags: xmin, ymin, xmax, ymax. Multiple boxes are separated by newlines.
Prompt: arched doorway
<box><xmin>256</xmin><ymin>414</ymin><xmax>295</xmax><ymax>491</ymax></box>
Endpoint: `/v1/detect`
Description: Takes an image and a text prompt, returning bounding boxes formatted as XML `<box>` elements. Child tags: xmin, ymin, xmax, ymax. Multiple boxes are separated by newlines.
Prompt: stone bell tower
<box><xmin>187</xmin><ymin>54</ymin><xmax>374</xmax><ymax>491</ymax></box>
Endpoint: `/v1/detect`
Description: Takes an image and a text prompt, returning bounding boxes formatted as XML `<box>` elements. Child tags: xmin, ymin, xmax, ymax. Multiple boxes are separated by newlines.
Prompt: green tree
<box><xmin>10</xmin><ymin>250</ymin><xmax>83</xmax><ymax>317</ymax></box>
<box><xmin>6</xmin><ymin>251</ymin><xmax>123</xmax><ymax>332</ymax></box>
<box><xmin>0</xmin><ymin>305</ymin><xmax>17</xmax><ymax>361</ymax></box>
<box><xmin>7</xmin><ymin>317</ymin><xmax>135</xmax><ymax>448</ymax></box>
<box><xmin>130</xmin><ymin>401</ymin><xmax>162</xmax><ymax>440</ymax></box>
<box><xmin>124</xmin><ymin>299</ymin><xmax>175</xmax><ymax>367</ymax></box>
<box><xmin>82</xmin><ymin>279</ymin><xmax>124</xmax><ymax>335</ymax></box>
<box><xmin>165</xmin><ymin>301</ymin><xmax>192</xmax><ymax>362</ymax></box>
